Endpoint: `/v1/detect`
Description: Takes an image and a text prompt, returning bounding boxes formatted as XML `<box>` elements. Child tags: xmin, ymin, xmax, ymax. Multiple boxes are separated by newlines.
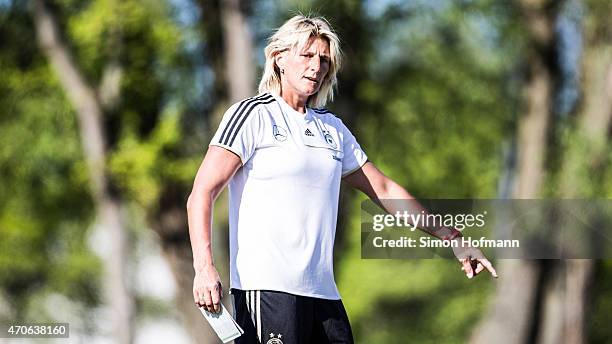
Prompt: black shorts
<box><xmin>231</xmin><ymin>288</ymin><xmax>354</xmax><ymax>344</ymax></box>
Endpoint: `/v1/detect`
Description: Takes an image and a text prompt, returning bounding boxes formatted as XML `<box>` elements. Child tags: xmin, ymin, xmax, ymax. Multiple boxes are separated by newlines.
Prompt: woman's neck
<box><xmin>280</xmin><ymin>90</ymin><xmax>308</xmax><ymax>113</ymax></box>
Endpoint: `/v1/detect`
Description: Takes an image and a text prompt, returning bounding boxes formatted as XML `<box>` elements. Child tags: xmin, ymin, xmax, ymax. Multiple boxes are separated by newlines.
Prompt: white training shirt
<box><xmin>210</xmin><ymin>92</ymin><xmax>368</xmax><ymax>300</ymax></box>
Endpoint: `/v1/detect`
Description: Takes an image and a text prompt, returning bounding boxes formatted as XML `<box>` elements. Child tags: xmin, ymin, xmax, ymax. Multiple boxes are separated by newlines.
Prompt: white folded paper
<box><xmin>199</xmin><ymin>304</ymin><xmax>244</xmax><ymax>343</ymax></box>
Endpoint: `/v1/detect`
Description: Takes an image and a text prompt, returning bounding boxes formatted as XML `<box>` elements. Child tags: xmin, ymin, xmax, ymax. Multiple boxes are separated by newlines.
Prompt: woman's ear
<box><xmin>274</xmin><ymin>51</ymin><xmax>286</xmax><ymax>71</ymax></box>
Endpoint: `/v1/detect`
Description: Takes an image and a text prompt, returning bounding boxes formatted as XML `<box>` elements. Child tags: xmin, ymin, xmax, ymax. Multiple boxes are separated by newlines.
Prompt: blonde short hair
<box><xmin>258</xmin><ymin>15</ymin><xmax>342</xmax><ymax>108</ymax></box>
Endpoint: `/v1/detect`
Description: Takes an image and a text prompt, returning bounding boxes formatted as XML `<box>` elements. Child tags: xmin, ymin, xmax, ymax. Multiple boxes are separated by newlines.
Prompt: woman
<box><xmin>187</xmin><ymin>15</ymin><xmax>497</xmax><ymax>344</ymax></box>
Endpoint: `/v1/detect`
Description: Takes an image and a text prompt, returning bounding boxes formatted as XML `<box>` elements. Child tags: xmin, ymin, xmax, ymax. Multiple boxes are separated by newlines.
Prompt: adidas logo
<box><xmin>304</xmin><ymin>128</ymin><xmax>315</xmax><ymax>137</ymax></box>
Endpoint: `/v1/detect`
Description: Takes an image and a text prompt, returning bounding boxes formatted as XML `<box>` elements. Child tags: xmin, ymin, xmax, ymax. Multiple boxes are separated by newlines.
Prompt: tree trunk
<box><xmin>538</xmin><ymin>2</ymin><xmax>611</xmax><ymax>342</ymax></box>
<box><xmin>471</xmin><ymin>1</ymin><xmax>559</xmax><ymax>343</ymax></box>
<box><xmin>221</xmin><ymin>0</ymin><xmax>256</xmax><ymax>103</ymax></box>
<box><xmin>31</xmin><ymin>1</ymin><xmax>134</xmax><ymax>343</ymax></box>
<box><xmin>198</xmin><ymin>0</ymin><xmax>226</xmax><ymax>112</ymax></box>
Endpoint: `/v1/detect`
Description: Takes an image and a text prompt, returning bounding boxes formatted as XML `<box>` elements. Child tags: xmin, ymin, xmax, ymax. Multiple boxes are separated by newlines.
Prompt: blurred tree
<box><xmin>31</xmin><ymin>1</ymin><xmax>135</xmax><ymax>342</ymax></box>
<box><xmin>472</xmin><ymin>1</ymin><xmax>561</xmax><ymax>343</ymax></box>
<box><xmin>220</xmin><ymin>0</ymin><xmax>256</xmax><ymax>102</ymax></box>
<box><xmin>537</xmin><ymin>1</ymin><xmax>611</xmax><ymax>343</ymax></box>
<box><xmin>474</xmin><ymin>1</ymin><xmax>612</xmax><ymax>343</ymax></box>
<box><xmin>25</xmin><ymin>0</ymin><xmax>219</xmax><ymax>341</ymax></box>
<box><xmin>0</xmin><ymin>0</ymin><xmax>100</xmax><ymax>327</ymax></box>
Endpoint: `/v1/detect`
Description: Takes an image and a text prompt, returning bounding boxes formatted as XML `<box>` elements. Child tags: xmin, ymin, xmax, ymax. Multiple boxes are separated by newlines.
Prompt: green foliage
<box><xmin>0</xmin><ymin>52</ymin><xmax>99</xmax><ymax>317</ymax></box>
<box><xmin>589</xmin><ymin>260</ymin><xmax>612</xmax><ymax>343</ymax></box>
<box><xmin>355</xmin><ymin>3</ymin><xmax>518</xmax><ymax>198</ymax></box>
<box><xmin>109</xmin><ymin>111</ymin><xmax>200</xmax><ymax>208</ymax></box>
<box><xmin>65</xmin><ymin>0</ymin><xmax>182</xmax><ymax>84</ymax></box>
<box><xmin>0</xmin><ymin>0</ymin><xmax>194</xmax><ymax>320</ymax></box>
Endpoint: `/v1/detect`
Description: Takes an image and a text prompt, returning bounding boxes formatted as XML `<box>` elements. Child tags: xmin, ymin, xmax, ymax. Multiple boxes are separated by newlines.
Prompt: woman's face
<box><xmin>277</xmin><ymin>36</ymin><xmax>331</xmax><ymax>100</ymax></box>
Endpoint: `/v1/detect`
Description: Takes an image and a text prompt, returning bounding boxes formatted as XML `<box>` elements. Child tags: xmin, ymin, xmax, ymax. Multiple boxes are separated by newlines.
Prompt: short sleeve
<box><xmin>209</xmin><ymin>101</ymin><xmax>262</xmax><ymax>164</ymax></box>
<box><xmin>338</xmin><ymin>119</ymin><xmax>368</xmax><ymax>177</ymax></box>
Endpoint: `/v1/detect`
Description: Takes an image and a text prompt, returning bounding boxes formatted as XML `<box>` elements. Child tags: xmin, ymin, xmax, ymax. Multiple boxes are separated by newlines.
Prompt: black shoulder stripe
<box><xmin>218</xmin><ymin>95</ymin><xmax>257</xmax><ymax>144</ymax></box>
<box><xmin>219</xmin><ymin>93</ymin><xmax>270</xmax><ymax>145</ymax></box>
<box><xmin>222</xmin><ymin>94</ymin><xmax>273</xmax><ymax>146</ymax></box>
<box><xmin>227</xmin><ymin>96</ymin><xmax>276</xmax><ymax>146</ymax></box>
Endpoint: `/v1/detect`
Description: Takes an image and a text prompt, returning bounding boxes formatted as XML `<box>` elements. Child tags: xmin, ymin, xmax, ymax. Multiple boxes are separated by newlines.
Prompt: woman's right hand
<box><xmin>193</xmin><ymin>264</ymin><xmax>223</xmax><ymax>313</ymax></box>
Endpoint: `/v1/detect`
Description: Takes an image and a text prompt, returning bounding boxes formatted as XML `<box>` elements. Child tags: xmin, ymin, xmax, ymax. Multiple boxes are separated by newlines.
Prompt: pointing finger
<box><xmin>480</xmin><ymin>258</ymin><xmax>498</xmax><ymax>278</ymax></box>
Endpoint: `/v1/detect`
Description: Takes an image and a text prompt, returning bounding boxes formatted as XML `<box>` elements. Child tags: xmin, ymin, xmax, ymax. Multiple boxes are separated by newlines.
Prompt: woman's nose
<box><xmin>310</xmin><ymin>56</ymin><xmax>320</xmax><ymax>71</ymax></box>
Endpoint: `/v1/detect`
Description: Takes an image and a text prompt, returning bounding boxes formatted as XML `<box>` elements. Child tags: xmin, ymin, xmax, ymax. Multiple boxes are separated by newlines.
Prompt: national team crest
<box><xmin>323</xmin><ymin>131</ymin><xmax>337</xmax><ymax>149</ymax></box>
<box><xmin>266</xmin><ymin>332</ymin><xmax>283</xmax><ymax>344</ymax></box>
<box><xmin>273</xmin><ymin>125</ymin><xmax>287</xmax><ymax>141</ymax></box>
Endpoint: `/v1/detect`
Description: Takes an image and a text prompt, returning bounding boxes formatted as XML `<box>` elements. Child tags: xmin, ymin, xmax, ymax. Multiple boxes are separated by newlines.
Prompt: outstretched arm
<box><xmin>343</xmin><ymin>161</ymin><xmax>497</xmax><ymax>278</ymax></box>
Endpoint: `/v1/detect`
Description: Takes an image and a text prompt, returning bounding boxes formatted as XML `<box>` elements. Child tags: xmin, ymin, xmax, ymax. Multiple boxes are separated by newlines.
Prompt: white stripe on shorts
<box><xmin>250</xmin><ymin>291</ymin><xmax>256</xmax><ymax>330</ymax></box>
<box><xmin>245</xmin><ymin>291</ymin><xmax>250</xmax><ymax>313</ymax></box>
<box><xmin>256</xmin><ymin>290</ymin><xmax>261</xmax><ymax>341</ymax></box>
